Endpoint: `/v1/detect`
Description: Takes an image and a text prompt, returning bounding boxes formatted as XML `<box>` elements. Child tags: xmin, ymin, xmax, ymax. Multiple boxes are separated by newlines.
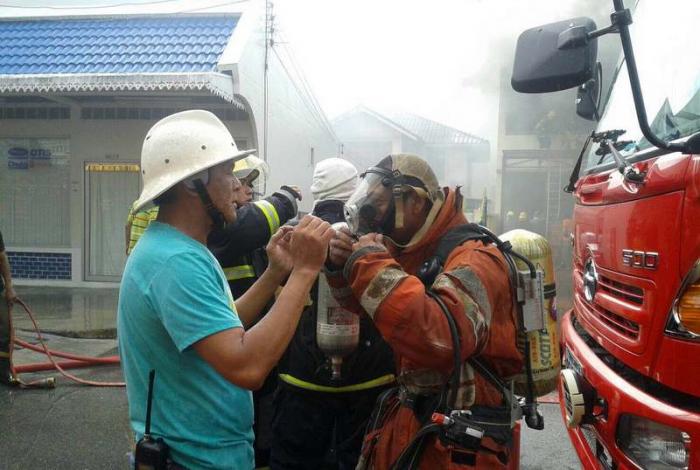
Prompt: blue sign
<box><xmin>8</xmin><ymin>147</ymin><xmax>28</xmax><ymax>158</ymax></box>
<box><xmin>8</xmin><ymin>158</ymin><xmax>29</xmax><ymax>169</ymax></box>
<box><xmin>6</xmin><ymin>146</ymin><xmax>53</xmax><ymax>169</ymax></box>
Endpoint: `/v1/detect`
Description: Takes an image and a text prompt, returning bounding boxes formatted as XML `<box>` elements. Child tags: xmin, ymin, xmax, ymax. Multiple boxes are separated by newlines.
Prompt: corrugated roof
<box><xmin>383</xmin><ymin>111</ymin><xmax>488</xmax><ymax>145</ymax></box>
<box><xmin>0</xmin><ymin>16</ymin><xmax>238</xmax><ymax>74</ymax></box>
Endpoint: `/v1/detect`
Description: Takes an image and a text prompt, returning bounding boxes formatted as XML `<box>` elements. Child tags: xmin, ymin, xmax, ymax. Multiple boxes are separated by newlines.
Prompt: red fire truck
<box><xmin>511</xmin><ymin>0</ymin><xmax>700</xmax><ymax>468</ymax></box>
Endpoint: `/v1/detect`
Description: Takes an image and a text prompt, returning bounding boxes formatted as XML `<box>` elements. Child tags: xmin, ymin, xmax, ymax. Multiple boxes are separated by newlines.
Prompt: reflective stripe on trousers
<box><xmin>224</xmin><ymin>265</ymin><xmax>256</xmax><ymax>281</ymax></box>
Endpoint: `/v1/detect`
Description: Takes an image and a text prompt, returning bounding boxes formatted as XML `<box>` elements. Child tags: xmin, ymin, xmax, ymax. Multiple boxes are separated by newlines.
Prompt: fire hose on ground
<box><xmin>1</xmin><ymin>297</ymin><xmax>124</xmax><ymax>388</ymax></box>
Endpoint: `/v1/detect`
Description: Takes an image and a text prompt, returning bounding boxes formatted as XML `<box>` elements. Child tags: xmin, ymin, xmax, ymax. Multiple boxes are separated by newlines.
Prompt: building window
<box><xmin>78</xmin><ymin>107</ymin><xmax>249</xmax><ymax>121</ymax></box>
<box><xmin>0</xmin><ymin>138</ymin><xmax>71</xmax><ymax>248</ymax></box>
<box><xmin>0</xmin><ymin>106</ymin><xmax>70</xmax><ymax>120</ymax></box>
<box><xmin>310</xmin><ymin>147</ymin><xmax>315</xmax><ymax>166</ymax></box>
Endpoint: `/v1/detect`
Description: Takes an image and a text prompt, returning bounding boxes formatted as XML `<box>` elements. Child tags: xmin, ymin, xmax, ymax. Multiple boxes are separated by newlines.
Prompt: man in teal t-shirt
<box><xmin>118</xmin><ymin>110</ymin><xmax>334</xmax><ymax>470</ymax></box>
<box><xmin>119</xmin><ymin>221</ymin><xmax>254</xmax><ymax>467</ymax></box>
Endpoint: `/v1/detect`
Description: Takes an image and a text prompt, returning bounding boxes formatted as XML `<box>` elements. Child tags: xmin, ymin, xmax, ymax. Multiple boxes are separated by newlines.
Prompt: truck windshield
<box><xmin>585</xmin><ymin>0</ymin><xmax>700</xmax><ymax>170</ymax></box>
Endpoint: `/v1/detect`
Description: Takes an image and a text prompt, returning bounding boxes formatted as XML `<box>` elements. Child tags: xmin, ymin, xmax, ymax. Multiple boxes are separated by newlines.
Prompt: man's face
<box><xmin>207</xmin><ymin>160</ymin><xmax>241</xmax><ymax>224</ymax></box>
<box><xmin>386</xmin><ymin>192</ymin><xmax>427</xmax><ymax>245</ymax></box>
<box><xmin>239</xmin><ymin>180</ymin><xmax>254</xmax><ymax>205</ymax></box>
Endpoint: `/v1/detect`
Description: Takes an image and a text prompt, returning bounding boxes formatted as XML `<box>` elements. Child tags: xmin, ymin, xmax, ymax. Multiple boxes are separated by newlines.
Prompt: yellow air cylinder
<box><xmin>500</xmin><ymin>229</ymin><xmax>560</xmax><ymax>397</ymax></box>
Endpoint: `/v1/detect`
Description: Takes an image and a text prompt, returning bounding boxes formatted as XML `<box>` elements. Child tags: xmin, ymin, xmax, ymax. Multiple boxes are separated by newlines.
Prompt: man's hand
<box><xmin>328</xmin><ymin>226</ymin><xmax>356</xmax><ymax>268</ymax></box>
<box><xmin>290</xmin><ymin>215</ymin><xmax>334</xmax><ymax>274</ymax></box>
<box><xmin>352</xmin><ymin>233</ymin><xmax>387</xmax><ymax>253</ymax></box>
<box><xmin>4</xmin><ymin>285</ymin><xmax>17</xmax><ymax>309</ymax></box>
<box><xmin>266</xmin><ymin>226</ymin><xmax>294</xmax><ymax>280</ymax></box>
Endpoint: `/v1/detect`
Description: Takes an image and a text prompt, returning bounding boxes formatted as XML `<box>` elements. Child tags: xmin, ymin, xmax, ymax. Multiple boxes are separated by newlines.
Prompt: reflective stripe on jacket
<box><xmin>208</xmin><ymin>190</ymin><xmax>297</xmax><ymax>272</ymax></box>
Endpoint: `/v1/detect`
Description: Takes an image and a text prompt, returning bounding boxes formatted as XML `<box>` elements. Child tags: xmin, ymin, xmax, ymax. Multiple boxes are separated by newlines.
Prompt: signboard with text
<box><xmin>1</xmin><ymin>138</ymin><xmax>70</xmax><ymax>170</ymax></box>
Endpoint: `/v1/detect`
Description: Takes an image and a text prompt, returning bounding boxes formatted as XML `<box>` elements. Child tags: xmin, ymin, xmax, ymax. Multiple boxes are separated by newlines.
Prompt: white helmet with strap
<box><xmin>134</xmin><ymin>109</ymin><xmax>255</xmax><ymax>211</ymax></box>
<box><xmin>234</xmin><ymin>155</ymin><xmax>269</xmax><ymax>181</ymax></box>
<box><xmin>234</xmin><ymin>155</ymin><xmax>270</xmax><ymax>199</ymax></box>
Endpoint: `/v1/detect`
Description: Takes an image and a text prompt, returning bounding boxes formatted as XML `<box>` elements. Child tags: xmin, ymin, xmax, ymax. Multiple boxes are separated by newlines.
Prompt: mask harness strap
<box><xmin>390</xmin><ymin>168</ymin><xmax>408</xmax><ymax>230</ymax></box>
<box><xmin>191</xmin><ymin>178</ymin><xmax>227</xmax><ymax>230</ymax></box>
<box><xmin>362</xmin><ymin>167</ymin><xmax>413</xmax><ymax>233</ymax></box>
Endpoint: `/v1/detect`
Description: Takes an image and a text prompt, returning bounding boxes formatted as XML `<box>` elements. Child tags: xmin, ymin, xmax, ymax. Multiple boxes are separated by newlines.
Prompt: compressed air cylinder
<box><xmin>315</xmin><ymin>222</ymin><xmax>360</xmax><ymax>381</ymax></box>
<box><xmin>500</xmin><ymin>229</ymin><xmax>561</xmax><ymax>397</ymax></box>
<box><xmin>316</xmin><ymin>275</ymin><xmax>360</xmax><ymax>380</ymax></box>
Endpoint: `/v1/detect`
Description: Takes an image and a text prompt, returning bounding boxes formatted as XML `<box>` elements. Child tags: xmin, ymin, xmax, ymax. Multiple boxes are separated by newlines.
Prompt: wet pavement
<box><xmin>1</xmin><ymin>332</ymin><xmax>130</xmax><ymax>470</ymax></box>
<box><xmin>1</xmin><ymin>287</ymin><xmax>580</xmax><ymax>469</ymax></box>
<box><xmin>11</xmin><ymin>286</ymin><xmax>119</xmax><ymax>338</ymax></box>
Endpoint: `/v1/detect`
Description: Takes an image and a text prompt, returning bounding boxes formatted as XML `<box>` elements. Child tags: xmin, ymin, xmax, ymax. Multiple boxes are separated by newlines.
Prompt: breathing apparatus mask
<box><xmin>344</xmin><ymin>166</ymin><xmax>430</xmax><ymax>237</ymax></box>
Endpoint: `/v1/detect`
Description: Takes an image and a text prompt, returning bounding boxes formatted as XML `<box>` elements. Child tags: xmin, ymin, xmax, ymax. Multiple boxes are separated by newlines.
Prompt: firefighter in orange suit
<box><xmin>326</xmin><ymin>154</ymin><xmax>524</xmax><ymax>469</ymax></box>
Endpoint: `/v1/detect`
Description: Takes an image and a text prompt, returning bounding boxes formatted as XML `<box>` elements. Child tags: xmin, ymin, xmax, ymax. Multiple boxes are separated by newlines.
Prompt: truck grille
<box><xmin>598</xmin><ymin>275</ymin><xmax>644</xmax><ymax>305</ymax></box>
<box><xmin>591</xmin><ymin>304</ymin><xmax>640</xmax><ymax>339</ymax></box>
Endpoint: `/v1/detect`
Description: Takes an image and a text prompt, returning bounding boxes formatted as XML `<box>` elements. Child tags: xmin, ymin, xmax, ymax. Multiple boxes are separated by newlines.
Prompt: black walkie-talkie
<box><xmin>134</xmin><ymin>370</ymin><xmax>169</xmax><ymax>470</ymax></box>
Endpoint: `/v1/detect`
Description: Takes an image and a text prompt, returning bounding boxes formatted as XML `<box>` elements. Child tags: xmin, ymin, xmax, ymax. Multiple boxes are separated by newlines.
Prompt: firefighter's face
<box><xmin>387</xmin><ymin>190</ymin><xmax>430</xmax><ymax>245</ymax></box>
<box><xmin>240</xmin><ymin>180</ymin><xmax>254</xmax><ymax>204</ymax></box>
<box><xmin>207</xmin><ymin>160</ymin><xmax>241</xmax><ymax>224</ymax></box>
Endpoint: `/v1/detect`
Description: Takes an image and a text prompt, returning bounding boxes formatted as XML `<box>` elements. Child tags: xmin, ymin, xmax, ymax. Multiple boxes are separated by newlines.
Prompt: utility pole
<box><xmin>263</xmin><ymin>1</ymin><xmax>275</xmax><ymax>164</ymax></box>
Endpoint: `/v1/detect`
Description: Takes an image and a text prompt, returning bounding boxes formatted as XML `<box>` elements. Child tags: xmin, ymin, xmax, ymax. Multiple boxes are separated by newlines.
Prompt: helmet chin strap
<box><xmin>192</xmin><ymin>178</ymin><xmax>227</xmax><ymax>231</ymax></box>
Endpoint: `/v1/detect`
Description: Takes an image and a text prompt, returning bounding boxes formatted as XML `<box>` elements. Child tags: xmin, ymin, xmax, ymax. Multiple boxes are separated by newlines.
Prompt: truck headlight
<box><xmin>616</xmin><ymin>415</ymin><xmax>690</xmax><ymax>469</ymax></box>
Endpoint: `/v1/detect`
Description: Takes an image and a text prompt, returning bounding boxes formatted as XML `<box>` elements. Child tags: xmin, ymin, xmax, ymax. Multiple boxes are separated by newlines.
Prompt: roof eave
<box><xmin>0</xmin><ymin>72</ymin><xmax>243</xmax><ymax>108</ymax></box>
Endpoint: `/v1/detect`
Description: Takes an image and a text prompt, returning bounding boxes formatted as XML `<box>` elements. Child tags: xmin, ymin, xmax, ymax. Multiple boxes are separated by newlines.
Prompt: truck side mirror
<box><xmin>512</xmin><ymin>17</ymin><xmax>598</xmax><ymax>93</ymax></box>
<box><xmin>576</xmin><ymin>62</ymin><xmax>603</xmax><ymax>121</ymax></box>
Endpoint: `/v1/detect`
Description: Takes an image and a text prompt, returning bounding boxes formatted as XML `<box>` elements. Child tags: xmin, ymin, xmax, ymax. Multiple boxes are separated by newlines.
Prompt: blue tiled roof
<box><xmin>0</xmin><ymin>16</ymin><xmax>238</xmax><ymax>74</ymax></box>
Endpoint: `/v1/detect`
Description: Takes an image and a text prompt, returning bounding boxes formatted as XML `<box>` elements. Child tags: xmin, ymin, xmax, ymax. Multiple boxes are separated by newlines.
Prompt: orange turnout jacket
<box><xmin>326</xmin><ymin>188</ymin><xmax>524</xmax><ymax>469</ymax></box>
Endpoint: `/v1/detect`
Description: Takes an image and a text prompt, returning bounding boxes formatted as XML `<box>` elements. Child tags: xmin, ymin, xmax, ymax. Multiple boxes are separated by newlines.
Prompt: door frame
<box><xmin>83</xmin><ymin>161</ymin><xmax>141</xmax><ymax>282</ymax></box>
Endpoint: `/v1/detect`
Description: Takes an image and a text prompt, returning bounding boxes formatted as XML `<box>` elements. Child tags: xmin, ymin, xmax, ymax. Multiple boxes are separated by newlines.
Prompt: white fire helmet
<box><xmin>234</xmin><ymin>155</ymin><xmax>270</xmax><ymax>198</ymax></box>
<box><xmin>133</xmin><ymin>109</ymin><xmax>255</xmax><ymax>211</ymax></box>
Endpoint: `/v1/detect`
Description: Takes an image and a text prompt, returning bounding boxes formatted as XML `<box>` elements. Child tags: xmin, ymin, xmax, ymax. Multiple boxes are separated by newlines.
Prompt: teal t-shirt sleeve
<box><xmin>151</xmin><ymin>251</ymin><xmax>242</xmax><ymax>352</ymax></box>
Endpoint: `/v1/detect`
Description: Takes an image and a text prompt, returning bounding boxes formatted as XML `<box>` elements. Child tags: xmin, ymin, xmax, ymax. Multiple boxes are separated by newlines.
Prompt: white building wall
<box><xmin>0</xmin><ymin>101</ymin><xmax>254</xmax><ymax>286</ymax></box>
<box><xmin>226</xmin><ymin>1</ymin><xmax>338</xmax><ymax>212</ymax></box>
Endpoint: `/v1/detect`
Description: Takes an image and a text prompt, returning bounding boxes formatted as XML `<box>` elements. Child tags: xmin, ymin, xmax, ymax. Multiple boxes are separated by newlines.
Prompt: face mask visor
<box><xmin>344</xmin><ymin>167</ymin><xmax>398</xmax><ymax>236</ymax></box>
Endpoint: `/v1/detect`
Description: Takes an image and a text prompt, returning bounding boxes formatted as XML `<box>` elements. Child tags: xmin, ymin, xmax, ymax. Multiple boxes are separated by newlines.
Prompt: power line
<box><xmin>277</xmin><ymin>36</ymin><xmax>334</xmax><ymax>137</ymax></box>
<box><xmin>271</xmin><ymin>46</ymin><xmax>333</xmax><ymax>136</ymax></box>
<box><xmin>175</xmin><ymin>0</ymin><xmax>249</xmax><ymax>14</ymax></box>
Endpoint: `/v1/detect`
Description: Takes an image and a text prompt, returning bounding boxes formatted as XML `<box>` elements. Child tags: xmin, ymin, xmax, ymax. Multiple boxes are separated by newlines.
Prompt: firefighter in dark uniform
<box><xmin>207</xmin><ymin>155</ymin><xmax>301</xmax><ymax>467</ymax></box>
<box><xmin>270</xmin><ymin>158</ymin><xmax>396</xmax><ymax>470</ymax></box>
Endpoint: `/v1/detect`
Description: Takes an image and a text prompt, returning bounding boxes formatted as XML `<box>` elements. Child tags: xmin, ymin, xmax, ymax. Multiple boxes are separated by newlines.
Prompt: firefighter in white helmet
<box><xmin>117</xmin><ymin>110</ymin><xmax>334</xmax><ymax>470</ymax></box>
<box><xmin>233</xmin><ymin>155</ymin><xmax>269</xmax><ymax>202</ymax></box>
<box><xmin>208</xmin><ymin>154</ymin><xmax>302</xmax><ymax>467</ymax></box>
